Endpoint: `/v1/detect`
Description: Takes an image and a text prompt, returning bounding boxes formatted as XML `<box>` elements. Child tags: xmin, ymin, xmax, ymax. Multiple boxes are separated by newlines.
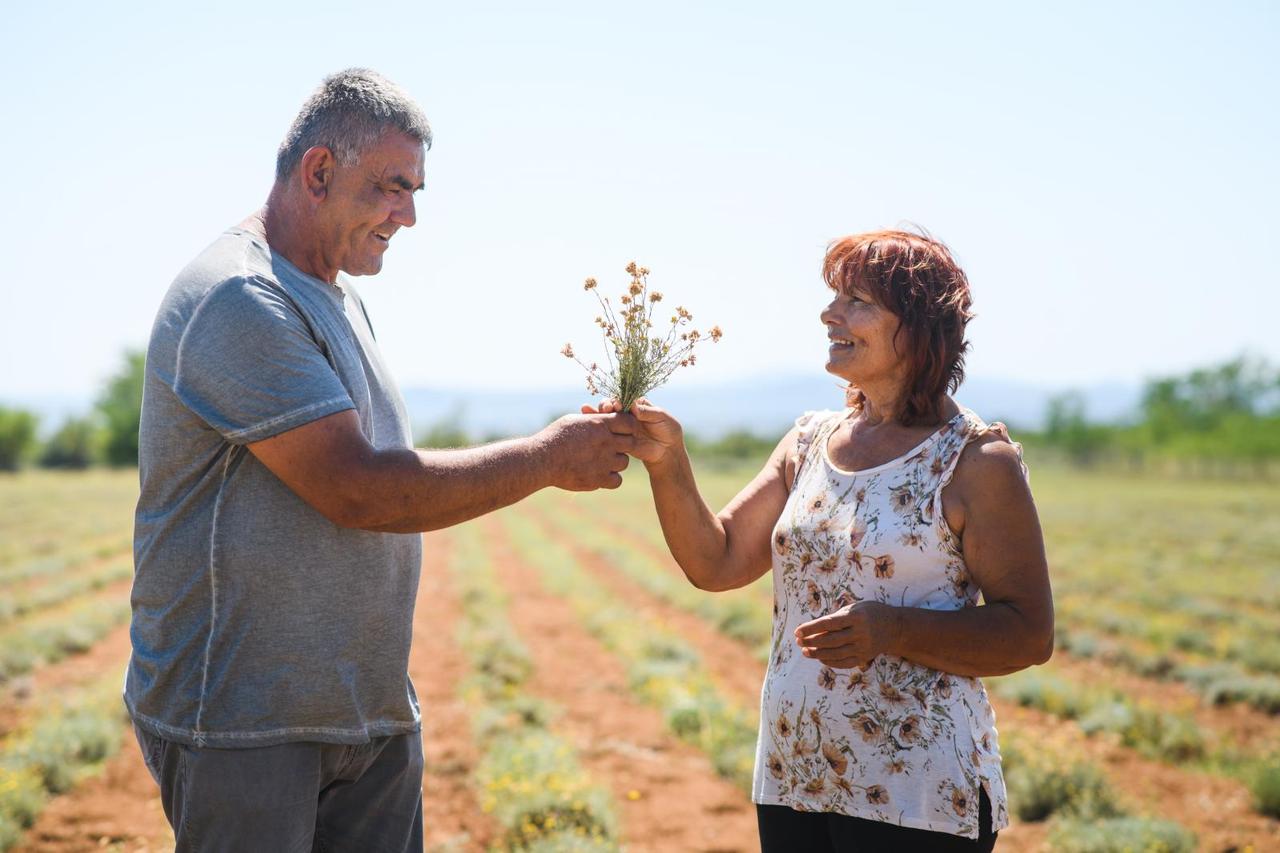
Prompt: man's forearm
<box><xmin>349</xmin><ymin>436</ymin><xmax>555</xmax><ymax>533</ymax></box>
<box><xmin>885</xmin><ymin>602</ymin><xmax>1053</xmax><ymax>678</ymax></box>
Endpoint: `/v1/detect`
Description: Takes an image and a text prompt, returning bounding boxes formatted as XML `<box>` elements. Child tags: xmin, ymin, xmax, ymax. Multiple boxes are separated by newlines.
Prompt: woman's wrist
<box><xmin>643</xmin><ymin>445</ymin><xmax>686</xmax><ymax>477</ymax></box>
<box><xmin>876</xmin><ymin>603</ymin><xmax>907</xmax><ymax>658</ymax></box>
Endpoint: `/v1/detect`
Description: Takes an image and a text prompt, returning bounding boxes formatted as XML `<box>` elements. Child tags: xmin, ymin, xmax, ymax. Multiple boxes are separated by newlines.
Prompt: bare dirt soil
<box><xmin>484</xmin><ymin>516</ymin><xmax>761</xmax><ymax>852</ymax></box>
<box><xmin>12</xmin><ymin>518</ymin><xmax>1279</xmax><ymax>853</ymax></box>
<box><xmin>542</xmin><ymin>507</ymin><xmax>1280</xmax><ymax>853</ymax></box>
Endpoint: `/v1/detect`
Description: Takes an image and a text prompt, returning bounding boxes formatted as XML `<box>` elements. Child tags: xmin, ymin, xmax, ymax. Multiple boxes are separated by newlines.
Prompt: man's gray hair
<box><xmin>275</xmin><ymin>68</ymin><xmax>432</xmax><ymax>182</ymax></box>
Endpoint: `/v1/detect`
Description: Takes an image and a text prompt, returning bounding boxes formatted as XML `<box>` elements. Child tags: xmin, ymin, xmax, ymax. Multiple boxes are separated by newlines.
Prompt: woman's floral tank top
<box><xmin>751</xmin><ymin>407</ymin><xmax>1015</xmax><ymax>839</ymax></box>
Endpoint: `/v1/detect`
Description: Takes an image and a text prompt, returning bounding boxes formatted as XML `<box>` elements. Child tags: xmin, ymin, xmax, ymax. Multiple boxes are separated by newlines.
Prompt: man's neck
<box><xmin>254</xmin><ymin>192</ymin><xmax>338</xmax><ymax>284</ymax></box>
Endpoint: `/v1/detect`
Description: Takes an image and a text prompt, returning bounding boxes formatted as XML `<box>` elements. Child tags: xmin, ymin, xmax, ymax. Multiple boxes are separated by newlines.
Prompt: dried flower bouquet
<box><xmin>562</xmin><ymin>262</ymin><xmax>721</xmax><ymax>411</ymax></box>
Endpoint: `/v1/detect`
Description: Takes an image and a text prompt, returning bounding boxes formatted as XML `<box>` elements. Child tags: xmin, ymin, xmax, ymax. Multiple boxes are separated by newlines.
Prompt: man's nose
<box><xmin>392</xmin><ymin>194</ymin><xmax>417</xmax><ymax>228</ymax></box>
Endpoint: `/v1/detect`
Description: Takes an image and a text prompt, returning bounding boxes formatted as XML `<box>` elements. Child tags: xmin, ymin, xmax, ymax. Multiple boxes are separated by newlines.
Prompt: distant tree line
<box><xmin>0</xmin><ymin>351</ymin><xmax>144</xmax><ymax>471</ymax></box>
<box><xmin>1024</xmin><ymin>355</ymin><xmax>1280</xmax><ymax>474</ymax></box>
<box><xmin>5</xmin><ymin>353</ymin><xmax>1273</xmax><ymax>475</ymax></box>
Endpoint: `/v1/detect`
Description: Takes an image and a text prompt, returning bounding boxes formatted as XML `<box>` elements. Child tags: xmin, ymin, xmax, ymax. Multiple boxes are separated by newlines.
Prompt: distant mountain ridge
<box><xmin>4</xmin><ymin>374</ymin><xmax>1141</xmax><ymax>440</ymax></box>
<box><xmin>400</xmin><ymin>374</ymin><xmax>1141</xmax><ymax>440</ymax></box>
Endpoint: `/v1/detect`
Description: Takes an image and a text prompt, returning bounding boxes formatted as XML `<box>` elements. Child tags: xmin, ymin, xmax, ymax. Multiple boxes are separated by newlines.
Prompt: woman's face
<box><xmin>821</xmin><ymin>285</ymin><xmax>908</xmax><ymax>388</ymax></box>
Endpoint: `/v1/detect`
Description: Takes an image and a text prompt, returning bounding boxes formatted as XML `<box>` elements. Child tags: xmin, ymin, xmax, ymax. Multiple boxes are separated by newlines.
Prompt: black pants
<box><xmin>757</xmin><ymin>787</ymin><xmax>996</xmax><ymax>852</ymax></box>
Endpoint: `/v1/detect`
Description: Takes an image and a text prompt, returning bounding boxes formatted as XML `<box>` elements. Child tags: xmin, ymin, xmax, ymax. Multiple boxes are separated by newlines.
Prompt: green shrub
<box><xmin>2</xmin><ymin>700</ymin><xmax>124</xmax><ymax>793</ymax></box>
<box><xmin>1047</xmin><ymin>816</ymin><xmax>1196</xmax><ymax>852</ymax></box>
<box><xmin>0</xmin><ymin>676</ymin><xmax>127</xmax><ymax>849</ymax></box>
<box><xmin>521</xmin><ymin>835</ymin><xmax>617</xmax><ymax>853</ymax></box>
<box><xmin>0</xmin><ymin>765</ymin><xmax>46</xmax><ymax>833</ymax></box>
<box><xmin>1116</xmin><ymin>648</ymin><xmax>1178</xmax><ymax>679</ymax></box>
<box><xmin>1058</xmin><ymin>627</ymin><xmax>1099</xmax><ymax>658</ymax></box>
<box><xmin>95</xmin><ymin>351</ymin><xmax>145</xmax><ymax>466</ymax></box>
<box><xmin>1198</xmin><ymin>672</ymin><xmax>1280</xmax><ymax>714</ymax></box>
<box><xmin>713</xmin><ymin>598</ymin><xmax>769</xmax><ymax>647</ymax></box>
<box><xmin>1230</xmin><ymin>637</ymin><xmax>1280</xmax><ymax>674</ymax></box>
<box><xmin>1251</xmin><ymin>762</ymin><xmax>1280</xmax><ymax>819</ymax></box>
<box><xmin>989</xmin><ymin>670</ymin><xmax>1091</xmax><ymax>720</ymax></box>
<box><xmin>0</xmin><ymin>600</ymin><xmax>130</xmax><ymax>680</ymax></box>
<box><xmin>1003</xmin><ymin>749</ymin><xmax>1123</xmax><ymax>822</ymax></box>
<box><xmin>1077</xmin><ymin>703</ymin><xmax>1204</xmax><ymax>763</ymax></box>
<box><xmin>0</xmin><ymin>408</ymin><xmax>38</xmax><ymax>472</ymax></box>
<box><xmin>476</xmin><ymin>730</ymin><xmax>617</xmax><ymax>851</ymax></box>
<box><xmin>38</xmin><ymin>418</ymin><xmax>102</xmax><ymax>469</ymax></box>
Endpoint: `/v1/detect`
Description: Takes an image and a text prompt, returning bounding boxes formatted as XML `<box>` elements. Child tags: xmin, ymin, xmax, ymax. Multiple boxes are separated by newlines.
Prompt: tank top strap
<box><xmin>790</xmin><ymin>409</ymin><xmax>846</xmax><ymax>483</ymax></box>
<box><xmin>934</xmin><ymin>410</ymin><xmax>986</xmax><ymax>484</ymax></box>
<box><xmin>928</xmin><ymin>409</ymin><xmax>1030</xmax><ymax>529</ymax></box>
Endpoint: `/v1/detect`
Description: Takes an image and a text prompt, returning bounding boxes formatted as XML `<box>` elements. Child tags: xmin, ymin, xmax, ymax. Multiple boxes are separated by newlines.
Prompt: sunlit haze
<box><xmin>2</xmin><ymin>1</ymin><xmax>1276</xmax><ymax>409</ymax></box>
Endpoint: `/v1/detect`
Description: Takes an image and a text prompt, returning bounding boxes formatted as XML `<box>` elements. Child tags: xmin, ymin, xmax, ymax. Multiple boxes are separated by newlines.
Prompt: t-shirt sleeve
<box><xmin>173</xmin><ymin>277</ymin><xmax>356</xmax><ymax>444</ymax></box>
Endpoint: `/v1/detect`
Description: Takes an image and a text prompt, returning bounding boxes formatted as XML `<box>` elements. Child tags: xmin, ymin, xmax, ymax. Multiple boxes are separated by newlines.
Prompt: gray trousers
<box><xmin>133</xmin><ymin>723</ymin><xmax>424</xmax><ymax>853</ymax></box>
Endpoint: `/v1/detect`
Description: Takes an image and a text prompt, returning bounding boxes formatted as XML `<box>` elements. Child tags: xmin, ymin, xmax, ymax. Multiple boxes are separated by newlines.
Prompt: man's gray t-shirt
<box><xmin>126</xmin><ymin>226</ymin><xmax>422</xmax><ymax>748</ymax></box>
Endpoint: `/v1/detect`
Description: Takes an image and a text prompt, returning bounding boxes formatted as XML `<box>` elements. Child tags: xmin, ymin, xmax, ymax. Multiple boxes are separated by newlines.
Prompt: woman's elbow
<box><xmin>681</xmin><ymin>561</ymin><xmax>738</xmax><ymax>593</ymax></box>
<box><xmin>685</xmin><ymin>569</ymin><xmax>727</xmax><ymax>592</ymax></box>
<box><xmin>1023</xmin><ymin>617</ymin><xmax>1055</xmax><ymax>667</ymax></box>
<box><xmin>995</xmin><ymin>609</ymin><xmax>1054</xmax><ymax>670</ymax></box>
<box><xmin>1031</xmin><ymin>634</ymin><xmax>1055</xmax><ymax>666</ymax></box>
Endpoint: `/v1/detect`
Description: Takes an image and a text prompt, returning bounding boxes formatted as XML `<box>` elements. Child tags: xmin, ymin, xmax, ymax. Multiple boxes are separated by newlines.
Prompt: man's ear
<box><xmin>299</xmin><ymin>146</ymin><xmax>336</xmax><ymax>202</ymax></box>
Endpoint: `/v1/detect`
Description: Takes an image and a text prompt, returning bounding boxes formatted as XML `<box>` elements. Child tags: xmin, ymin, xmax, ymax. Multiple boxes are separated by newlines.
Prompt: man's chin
<box><xmin>343</xmin><ymin>258</ymin><xmax>384</xmax><ymax>278</ymax></box>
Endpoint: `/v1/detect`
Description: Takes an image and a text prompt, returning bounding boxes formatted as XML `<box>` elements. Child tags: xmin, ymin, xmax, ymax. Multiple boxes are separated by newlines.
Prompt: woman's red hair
<box><xmin>823</xmin><ymin>229</ymin><xmax>974</xmax><ymax>426</ymax></box>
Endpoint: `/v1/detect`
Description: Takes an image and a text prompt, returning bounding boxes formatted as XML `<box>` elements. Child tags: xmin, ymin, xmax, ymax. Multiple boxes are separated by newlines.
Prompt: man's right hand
<box><xmin>537</xmin><ymin>413</ymin><xmax>637</xmax><ymax>491</ymax></box>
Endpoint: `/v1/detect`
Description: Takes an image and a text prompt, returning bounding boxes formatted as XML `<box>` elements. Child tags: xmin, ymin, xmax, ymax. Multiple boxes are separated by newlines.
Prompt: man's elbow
<box><xmin>308</xmin><ymin>477</ymin><xmax>390</xmax><ymax>530</ymax></box>
<box><xmin>314</xmin><ymin>492</ymin><xmax>373</xmax><ymax>529</ymax></box>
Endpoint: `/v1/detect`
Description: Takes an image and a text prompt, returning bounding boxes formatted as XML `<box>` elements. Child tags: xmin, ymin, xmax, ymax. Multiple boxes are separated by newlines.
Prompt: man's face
<box><xmin>318</xmin><ymin>129</ymin><xmax>426</xmax><ymax>277</ymax></box>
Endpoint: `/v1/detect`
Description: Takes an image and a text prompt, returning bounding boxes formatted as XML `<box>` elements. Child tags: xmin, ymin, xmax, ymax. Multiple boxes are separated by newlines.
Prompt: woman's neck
<box><xmin>855</xmin><ymin>377</ymin><xmax>909</xmax><ymax>425</ymax></box>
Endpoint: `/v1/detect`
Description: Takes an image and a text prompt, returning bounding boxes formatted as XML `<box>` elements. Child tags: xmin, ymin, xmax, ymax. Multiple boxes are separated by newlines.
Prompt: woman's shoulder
<box><xmin>778</xmin><ymin>409</ymin><xmax>846</xmax><ymax>488</ymax></box>
<box><xmin>793</xmin><ymin>408</ymin><xmax>846</xmax><ymax>432</ymax></box>
<box><xmin>791</xmin><ymin>408</ymin><xmax>847</xmax><ymax>451</ymax></box>
<box><xmin>950</xmin><ymin>410</ymin><xmax>1030</xmax><ymax>490</ymax></box>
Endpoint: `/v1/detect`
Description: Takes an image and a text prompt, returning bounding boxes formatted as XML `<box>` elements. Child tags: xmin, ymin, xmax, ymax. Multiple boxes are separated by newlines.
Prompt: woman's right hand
<box><xmin>582</xmin><ymin>396</ymin><xmax>684</xmax><ymax>468</ymax></box>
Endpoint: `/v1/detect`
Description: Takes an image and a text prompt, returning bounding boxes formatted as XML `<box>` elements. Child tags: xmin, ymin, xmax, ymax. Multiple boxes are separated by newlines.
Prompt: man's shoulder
<box><xmin>158</xmin><ymin>230</ymin><xmax>286</xmax><ymax>325</ymax></box>
<box><xmin>171</xmin><ymin>228</ymin><xmax>275</xmax><ymax>296</ymax></box>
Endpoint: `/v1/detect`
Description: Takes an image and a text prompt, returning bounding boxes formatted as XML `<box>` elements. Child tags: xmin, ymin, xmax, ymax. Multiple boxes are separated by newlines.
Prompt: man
<box><xmin>126</xmin><ymin>68</ymin><xmax>634</xmax><ymax>851</ymax></box>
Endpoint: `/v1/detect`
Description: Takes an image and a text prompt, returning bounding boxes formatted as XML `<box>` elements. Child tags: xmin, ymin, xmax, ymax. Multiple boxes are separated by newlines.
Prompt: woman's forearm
<box><xmin>644</xmin><ymin>450</ymin><xmax>737</xmax><ymax>590</ymax></box>
<box><xmin>884</xmin><ymin>601</ymin><xmax>1053</xmax><ymax>677</ymax></box>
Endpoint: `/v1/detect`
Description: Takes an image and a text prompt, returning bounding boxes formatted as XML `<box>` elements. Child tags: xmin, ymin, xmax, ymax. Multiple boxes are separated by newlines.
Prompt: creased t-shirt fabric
<box><xmin>126</xmin><ymin>226</ymin><xmax>422</xmax><ymax>749</ymax></box>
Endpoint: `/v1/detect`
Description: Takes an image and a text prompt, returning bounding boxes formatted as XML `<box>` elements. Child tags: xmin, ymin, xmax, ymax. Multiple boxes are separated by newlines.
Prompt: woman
<box><xmin>593</xmin><ymin>230</ymin><xmax>1052</xmax><ymax>850</ymax></box>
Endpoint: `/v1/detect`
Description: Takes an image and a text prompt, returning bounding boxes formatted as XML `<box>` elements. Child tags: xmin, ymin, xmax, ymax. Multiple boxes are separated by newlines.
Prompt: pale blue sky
<box><xmin>1</xmin><ymin>1</ymin><xmax>1276</xmax><ymax>404</ymax></box>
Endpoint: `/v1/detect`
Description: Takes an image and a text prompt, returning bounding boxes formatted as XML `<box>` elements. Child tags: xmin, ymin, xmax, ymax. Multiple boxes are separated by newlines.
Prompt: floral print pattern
<box><xmin>751</xmin><ymin>409</ymin><xmax>1014</xmax><ymax>839</ymax></box>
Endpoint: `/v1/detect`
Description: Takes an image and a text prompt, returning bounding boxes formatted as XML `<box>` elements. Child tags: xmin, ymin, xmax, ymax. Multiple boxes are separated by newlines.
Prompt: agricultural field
<box><xmin>1</xmin><ymin>459</ymin><xmax>1278</xmax><ymax>852</ymax></box>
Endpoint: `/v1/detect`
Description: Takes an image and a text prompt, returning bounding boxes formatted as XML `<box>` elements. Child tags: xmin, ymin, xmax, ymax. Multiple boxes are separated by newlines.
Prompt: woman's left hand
<box><xmin>794</xmin><ymin>601</ymin><xmax>901</xmax><ymax>669</ymax></box>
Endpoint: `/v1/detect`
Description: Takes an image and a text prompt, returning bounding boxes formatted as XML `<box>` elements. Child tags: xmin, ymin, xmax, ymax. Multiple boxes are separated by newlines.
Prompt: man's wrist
<box><xmin>516</xmin><ymin>429</ymin><xmax>560</xmax><ymax>490</ymax></box>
